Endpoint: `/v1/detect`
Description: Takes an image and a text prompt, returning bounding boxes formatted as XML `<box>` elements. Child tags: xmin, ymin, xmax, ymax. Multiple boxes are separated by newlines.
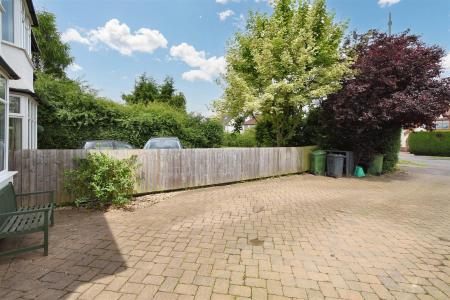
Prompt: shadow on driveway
<box><xmin>0</xmin><ymin>208</ymin><xmax>126</xmax><ymax>299</ymax></box>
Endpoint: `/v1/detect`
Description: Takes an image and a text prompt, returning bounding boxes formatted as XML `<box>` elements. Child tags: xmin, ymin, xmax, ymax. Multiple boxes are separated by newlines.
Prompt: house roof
<box><xmin>0</xmin><ymin>56</ymin><xmax>20</xmax><ymax>80</ymax></box>
<box><xmin>26</xmin><ymin>0</ymin><xmax>39</xmax><ymax>27</ymax></box>
<box><xmin>9</xmin><ymin>88</ymin><xmax>38</xmax><ymax>101</ymax></box>
<box><xmin>243</xmin><ymin>118</ymin><xmax>257</xmax><ymax>126</ymax></box>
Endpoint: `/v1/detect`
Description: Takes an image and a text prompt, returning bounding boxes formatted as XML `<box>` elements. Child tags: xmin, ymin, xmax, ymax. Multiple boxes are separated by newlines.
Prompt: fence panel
<box><xmin>8</xmin><ymin>146</ymin><xmax>316</xmax><ymax>204</ymax></box>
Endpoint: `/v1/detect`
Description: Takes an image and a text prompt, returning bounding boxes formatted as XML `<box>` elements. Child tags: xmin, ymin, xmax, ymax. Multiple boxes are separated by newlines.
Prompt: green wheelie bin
<box><xmin>310</xmin><ymin>150</ymin><xmax>326</xmax><ymax>176</ymax></box>
<box><xmin>368</xmin><ymin>154</ymin><xmax>384</xmax><ymax>176</ymax></box>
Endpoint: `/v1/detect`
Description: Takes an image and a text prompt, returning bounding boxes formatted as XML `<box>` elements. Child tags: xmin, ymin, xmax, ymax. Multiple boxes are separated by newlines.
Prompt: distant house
<box><xmin>223</xmin><ymin>116</ymin><xmax>258</xmax><ymax>133</ymax></box>
<box><xmin>0</xmin><ymin>0</ymin><xmax>39</xmax><ymax>189</ymax></box>
<box><xmin>242</xmin><ymin>117</ymin><xmax>257</xmax><ymax>132</ymax></box>
<box><xmin>401</xmin><ymin>109</ymin><xmax>450</xmax><ymax>151</ymax></box>
<box><xmin>434</xmin><ymin>110</ymin><xmax>449</xmax><ymax>130</ymax></box>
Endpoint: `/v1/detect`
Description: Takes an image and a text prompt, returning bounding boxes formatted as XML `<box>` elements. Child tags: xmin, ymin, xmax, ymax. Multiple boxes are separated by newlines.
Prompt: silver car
<box><xmin>143</xmin><ymin>137</ymin><xmax>182</xmax><ymax>149</ymax></box>
<box><xmin>82</xmin><ymin>140</ymin><xmax>134</xmax><ymax>150</ymax></box>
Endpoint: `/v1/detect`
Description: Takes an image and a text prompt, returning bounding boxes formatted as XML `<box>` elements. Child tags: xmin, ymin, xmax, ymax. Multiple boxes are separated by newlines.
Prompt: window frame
<box><xmin>0</xmin><ymin>75</ymin><xmax>9</xmax><ymax>176</ymax></box>
<box><xmin>2</xmin><ymin>0</ymin><xmax>15</xmax><ymax>43</ymax></box>
<box><xmin>8</xmin><ymin>93</ymin><xmax>24</xmax><ymax>151</ymax></box>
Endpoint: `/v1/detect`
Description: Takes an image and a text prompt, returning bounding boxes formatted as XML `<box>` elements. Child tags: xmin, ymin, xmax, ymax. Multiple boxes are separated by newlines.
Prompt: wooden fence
<box><xmin>8</xmin><ymin>146</ymin><xmax>316</xmax><ymax>204</ymax></box>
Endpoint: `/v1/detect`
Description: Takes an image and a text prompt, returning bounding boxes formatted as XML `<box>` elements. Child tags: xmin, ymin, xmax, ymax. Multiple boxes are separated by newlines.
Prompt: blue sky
<box><xmin>34</xmin><ymin>0</ymin><xmax>450</xmax><ymax>114</ymax></box>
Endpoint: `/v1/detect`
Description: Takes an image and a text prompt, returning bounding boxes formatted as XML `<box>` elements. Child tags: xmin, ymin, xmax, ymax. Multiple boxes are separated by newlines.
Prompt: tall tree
<box><xmin>122</xmin><ymin>74</ymin><xmax>186</xmax><ymax>110</ymax></box>
<box><xmin>214</xmin><ymin>0</ymin><xmax>352</xmax><ymax>146</ymax></box>
<box><xmin>33</xmin><ymin>11</ymin><xmax>73</xmax><ymax>78</ymax></box>
<box><xmin>122</xmin><ymin>74</ymin><xmax>160</xmax><ymax>105</ymax></box>
<box><xmin>159</xmin><ymin>76</ymin><xmax>176</xmax><ymax>101</ymax></box>
<box><xmin>322</xmin><ymin>31</ymin><xmax>450</xmax><ymax>170</ymax></box>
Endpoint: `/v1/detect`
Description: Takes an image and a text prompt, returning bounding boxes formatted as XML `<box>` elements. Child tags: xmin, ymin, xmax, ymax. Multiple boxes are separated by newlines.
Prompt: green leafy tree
<box><xmin>123</xmin><ymin>74</ymin><xmax>186</xmax><ymax>110</ymax></box>
<box><xmin>214</xmin><ymin>0</ymin><xmax>352</xmax><ymax>146</ymax></box>
<box><xmin>33</xmin><ymin>11</ymin><xmax>73</xmax><ymax>78</ymax></box>
<box><xmin>168</xmin><ymin>93</ymin><xmax>186</xmax><ymax>111</ymax></box>
<box><xmin>122</xmin><ymin>73</ymin><xmax>160</xmax><ymax>105</ymax></box>
<box><xmin>159</xmin><ymin>76</ymin><xmax>176</xmax><ymax>100</ymax></box>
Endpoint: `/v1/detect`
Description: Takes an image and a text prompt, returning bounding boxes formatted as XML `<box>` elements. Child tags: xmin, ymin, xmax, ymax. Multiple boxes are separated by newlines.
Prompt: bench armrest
<box><xmin>16</xmin><ymin>190</ymin><xmax>55</xmax><ymax>206</ymax></box>
<box><xmin>0</xmin><ymin>208</ymin><xmax>51</xmax><ymax>218</ymax></box>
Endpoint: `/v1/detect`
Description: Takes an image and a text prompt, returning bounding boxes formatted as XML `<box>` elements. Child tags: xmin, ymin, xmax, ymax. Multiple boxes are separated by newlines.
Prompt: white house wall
<box><xmin>2</xmin><ymin>42</ymin><xmax>34</xmax><ymax>91</ymax></box>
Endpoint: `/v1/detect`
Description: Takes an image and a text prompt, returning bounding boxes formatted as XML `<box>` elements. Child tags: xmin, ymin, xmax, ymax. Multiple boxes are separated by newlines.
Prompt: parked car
<box><xmin>143</xmin><ymin>137</ymin><xmax>182</xmax><ymax>149</ymax></box>
<box><xmin>82</xmin><ymin>140</ymin><xmax>134</xmax><ymax>150</ymax></box>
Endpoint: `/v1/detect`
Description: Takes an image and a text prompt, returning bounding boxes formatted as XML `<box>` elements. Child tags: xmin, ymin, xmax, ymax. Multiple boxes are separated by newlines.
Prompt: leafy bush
<box><xmin>36</xmin><ymin>73</ymin><xmax>223</xmax><ymax>149</ymax></box>
<box><xmin>255</xmin><ymin>108</ymin><xmax>321</xmax><ymax>147</ymax></box>
<box><xmin>408</xmin><ymin>131</ymin><xmax>450</xmax><ymax>156</ymax></box>
<box><xmin>65</xmin><ymin>153</ymin><xmax>140</xmax><ymax>209</ymax></box>
<box><xmin>377</xmin><ymin>127</ymin><xmax>401</xmax><ymax>172</ymax></box>
<box><xmin>223</xmin><ymin>129</ymin><xmax>257</xmax><ymax>147</ymax></box>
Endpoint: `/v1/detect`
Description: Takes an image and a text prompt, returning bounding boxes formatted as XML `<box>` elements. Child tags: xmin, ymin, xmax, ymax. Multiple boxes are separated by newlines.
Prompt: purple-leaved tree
<box><xmin>322</xmin><ymin>31</ymin><xmax>450</xmax><ymax>171</ymax></box>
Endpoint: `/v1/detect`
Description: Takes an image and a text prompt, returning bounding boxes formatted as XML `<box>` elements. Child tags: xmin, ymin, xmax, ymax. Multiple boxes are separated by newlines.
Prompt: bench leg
<box><xmin>50</xmin><ymin>211</ymin><xmax>54</xmax><ymax>227</ymax></box>
<box><xmin>43</xmin><ymin>227</ymin><xmax>48</xmax><ymax>256</ymax></box>
<box><xmin>44</xmin><ymin>211</ymin><xmax>49</xmax><ymax>256</ymax></box>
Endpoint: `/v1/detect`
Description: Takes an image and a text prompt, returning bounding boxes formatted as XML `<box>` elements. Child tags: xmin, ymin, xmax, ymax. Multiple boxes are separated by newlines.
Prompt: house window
<box><xmin>0</xmin><ymin>76</ymin><xmax>7</xmax><ymax>172</ymax></box>
<box><xmin>9</xmin><ymin>95</ymin><xmax>20</xmax><ymax>113</ymax></box>
<box><xmin>28</xmin><ymin>99</ymin><xmax>37</xmax><ymax>149</ymax></box>
<box><xmin>435</xmin><ymin>120</ymin><xmax>450</xmax><ymax>130</ymax></box>
<box><xmin>9</xmin><ymin>117</ymin><xmax>21</xmax><ymax>151</ymax></box>
<box><xmin>9</xmin><ymin>95</ymin><xmax>22</xmax><ymax>151</ymax></box>
<box><xmin>20</xmin><ymin>1</ymin><xmax>31</xmax><ymax>55</ymax></box>
<box><xmin>2</xmin><ymin>0</ymin><xmax>14</xmax><ymax>43</ymax></box>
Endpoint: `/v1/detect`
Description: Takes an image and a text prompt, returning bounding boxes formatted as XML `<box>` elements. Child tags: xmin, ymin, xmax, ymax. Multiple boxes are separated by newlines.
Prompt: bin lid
<box><xmin>312</xmin><ymin>150</ymin><xmax>326</xmax><ymax>155</ymax></box>
<box><xmin>327</xmin><ymin>153</ymin><xmax>345</xmax><ymax>158</ymax></box>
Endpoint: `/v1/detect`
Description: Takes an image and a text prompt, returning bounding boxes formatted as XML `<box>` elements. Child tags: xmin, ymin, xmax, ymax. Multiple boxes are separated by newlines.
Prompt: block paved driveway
<box><xmin>1</xmin><ymin>155</ymin><xmax>450</xmax><ymax>299</ymax></box>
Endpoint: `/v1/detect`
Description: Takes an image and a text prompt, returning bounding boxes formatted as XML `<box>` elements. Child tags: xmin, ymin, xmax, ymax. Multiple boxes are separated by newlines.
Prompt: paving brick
<box><xmin>214</xmin><ymin>278</ymin><xmax>230</xmax><ymax>294</ymax></box>
<box><xmin>195</xmin><ymin>286</ymin><xmax>213</xmax><ymax>299</ymax></box>
<box><xmin>120</xmin><ymin>282</ymin><xmax>145</xmax><ymax>294</ymax></box>
<box><xmin>229</xmin><ymin>285</ymin><xmax>251</xmax><ymax>297</ymax></box>
<box><xmin>282</xmin><ymin>286</ymin><xmax>307</xmax><ymax>298</ymax></box>
<box><xmin>159</xmin><ymin>277</ymin><xmax>178</xmax><ymax>293</ymax></box>
<box><xmin>79</xmin><ymin>283</ymin><xmax>106</xmax><ymax>299</ymax></box>
<box><xmin>174</xmin><ymin>284</ymin><xmax>198</xmax><ymax>296</ymax></box>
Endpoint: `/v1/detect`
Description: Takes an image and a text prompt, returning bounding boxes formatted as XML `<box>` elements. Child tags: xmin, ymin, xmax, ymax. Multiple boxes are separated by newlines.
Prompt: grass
<box><xmin>398</xmin><ymin>160</ymin><xmax>428</xmax><ymax>167</ymax></box>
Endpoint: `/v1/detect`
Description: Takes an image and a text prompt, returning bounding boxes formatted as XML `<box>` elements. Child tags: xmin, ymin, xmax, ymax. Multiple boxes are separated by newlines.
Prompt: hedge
<box><xmin>408</xmin><ymin>131</ymin><xmax>450</xmax><ymax>156</ymax></box>
<box><xmin>223</xmin><ymin>129</ymin><xmax>257</xmax><ymax>147</ymax></box>
<box><xmin>36</xmin><ymin>74</ymin><xmax>224</xmax><ymax>149</ymax></box>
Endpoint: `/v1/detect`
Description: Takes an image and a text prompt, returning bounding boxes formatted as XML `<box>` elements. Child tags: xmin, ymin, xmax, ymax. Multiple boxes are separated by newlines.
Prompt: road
<box><xmin>399</xmin><ymin>152</ymin><xmax>450</xmax><ymax>177</ymax></box>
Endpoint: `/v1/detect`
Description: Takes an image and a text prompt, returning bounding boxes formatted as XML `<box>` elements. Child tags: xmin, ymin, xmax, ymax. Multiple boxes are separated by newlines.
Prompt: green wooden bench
<box><xmin>0</xmin><ymin>183</ymin><xmax>55</xmax><ymax>257</ymax></box>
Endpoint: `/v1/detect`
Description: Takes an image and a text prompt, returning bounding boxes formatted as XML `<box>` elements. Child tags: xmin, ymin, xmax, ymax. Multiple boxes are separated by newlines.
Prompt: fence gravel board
<box><xmin>8</xmin><ymin>146</ymin><xmax>316</xmax><ymax>204</ymax></box>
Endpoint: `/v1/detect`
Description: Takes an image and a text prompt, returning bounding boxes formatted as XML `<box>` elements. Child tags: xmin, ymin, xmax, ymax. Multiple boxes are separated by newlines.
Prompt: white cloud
<box><xmin>219</xmin><ymin>9</ymin><xmax>235</xmax><ymax>21</ymax></box>
<box><xmin>68</xmin><ymin>63</ymin><xmax>83</xmax><ymax>72</ymax></box>
<box><xmin>378</xmin><ymin>0</ymin><xmax>401</xmax><ymax>7</ymax></box>
<box><xmin>61</xmin><ymin>28</ymin><xmax>90</xmax><ymax>45</ymax></box>
<box><xmin>170</xmin><ymin>43</ymin><xmax>226</xmax><ymax>82</ymax></box>
<box><xmin>62</xmin><ymin>19</ymin><xmax>168</xmax><ymax>56</ymax></box>
<box><xmin>442</xmin><ymin>53</ymin><xmax>450</xmax><ymax>72</ymax></box>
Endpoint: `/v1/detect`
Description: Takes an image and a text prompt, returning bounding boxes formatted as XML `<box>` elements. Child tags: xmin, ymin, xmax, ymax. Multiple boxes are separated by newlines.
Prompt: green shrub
<box><xmin>376</xmin><ymin>127</ymin><xmax>401</xmax><ymax>173</ymax></box>
<box><xmin>408</xmin><ymin>131</ymin><xmax>450</xmax><ymax>156</ymax></box>
<box><xmin>223</xmin><ymin>129</ymin><xmax>257</xmax><ymax>147</ymax></box>
<box><xmin>65</xmin><ymin>153</ymin><xmax>140</xmax><ymax>209</ymax></box>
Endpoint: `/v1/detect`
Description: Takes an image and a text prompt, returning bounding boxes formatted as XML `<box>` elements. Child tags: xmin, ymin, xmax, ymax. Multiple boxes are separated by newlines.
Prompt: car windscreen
<box><xmin>84</xmin><ymin>141</ymin><xmax>114</xmax><ymax>150</ymax></box>
<box><xmin>115</xmin><ymin>142</ymin><xmax>133</xmax><ymax>149</ymax></box>
<box><xmin>146</xmin><ymin>139</ymin><xmax>180</xmax><ymax>149</ymax></box>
